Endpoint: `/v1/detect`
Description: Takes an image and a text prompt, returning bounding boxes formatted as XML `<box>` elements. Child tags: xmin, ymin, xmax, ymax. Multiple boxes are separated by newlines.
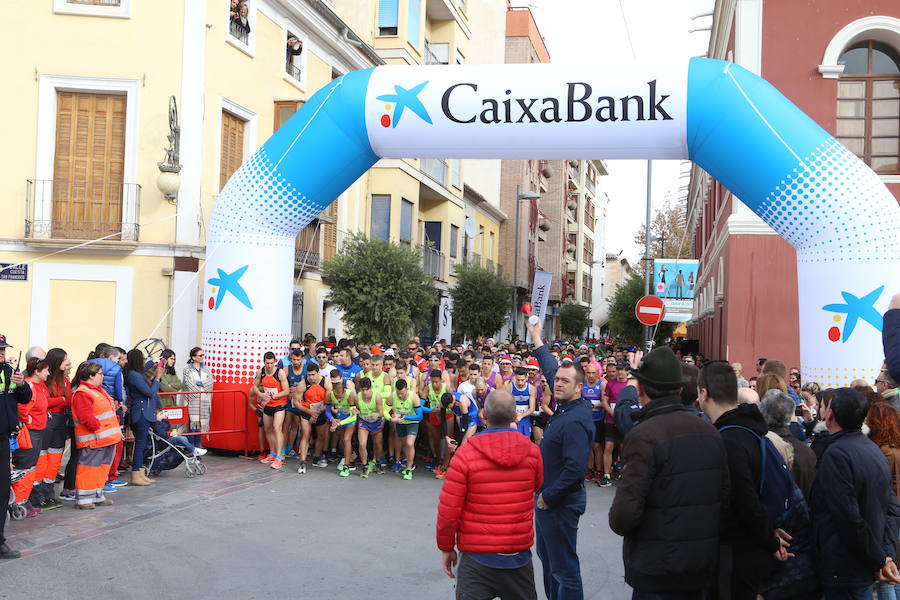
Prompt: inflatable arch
<box><xmin>203</xmin><ymin>58</ymin><xmax>900</xmax><ymax>391</ymax></box>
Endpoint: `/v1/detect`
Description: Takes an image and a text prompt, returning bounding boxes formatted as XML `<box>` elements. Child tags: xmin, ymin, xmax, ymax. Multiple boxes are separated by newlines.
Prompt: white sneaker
<box><xmin>337</xmin><ymin>458</ymin><xmax>345</xmax><ymax>468</ymax></box>
<box><xmin>193</xmin><ymin>448</ymin><xmax>208</xmax><ymax>457</ymax></box>
<box><xmin>297</xmin><ymin>462</ymin><xmax>307</xmax><ymax>475</ymax></box>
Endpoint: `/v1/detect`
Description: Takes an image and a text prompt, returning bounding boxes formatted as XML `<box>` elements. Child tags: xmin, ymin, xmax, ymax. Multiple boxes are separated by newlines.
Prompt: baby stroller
<box><xmin>7</xmin><ymin>437</ymin><xmax>27</xmax><ymax>521</ymax></box>
<box><xmin>143</xmin><ymin>407</ymin><xmax>207</xmax><ymax>479</ymax></box>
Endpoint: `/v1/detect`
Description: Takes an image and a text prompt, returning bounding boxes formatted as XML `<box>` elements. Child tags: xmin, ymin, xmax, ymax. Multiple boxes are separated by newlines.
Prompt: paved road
<box><xmin>1</xmin><ymin>455</ymin><xmax>629</xmax><ymax>600</ymax></box>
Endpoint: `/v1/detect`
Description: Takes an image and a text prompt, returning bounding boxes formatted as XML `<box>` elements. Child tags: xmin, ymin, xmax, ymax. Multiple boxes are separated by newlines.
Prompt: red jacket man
<box><xmin>436</xmin><ymin>389</ymin><xmax>543</xmax><ymax>599</ymax></box>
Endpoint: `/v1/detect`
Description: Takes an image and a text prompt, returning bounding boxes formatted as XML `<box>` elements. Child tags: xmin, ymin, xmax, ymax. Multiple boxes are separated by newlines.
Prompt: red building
<box><xmin>687</xmin><ymin>0</ymin><xmax>900</xmax><ymax>373</ymax></box>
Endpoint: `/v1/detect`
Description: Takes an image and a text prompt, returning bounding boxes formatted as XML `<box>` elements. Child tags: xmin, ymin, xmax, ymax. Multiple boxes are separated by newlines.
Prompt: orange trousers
<box><xmin>75</xmin><ymin>445</ymin><xmax>115</xmax><ymax>506</ymax></box>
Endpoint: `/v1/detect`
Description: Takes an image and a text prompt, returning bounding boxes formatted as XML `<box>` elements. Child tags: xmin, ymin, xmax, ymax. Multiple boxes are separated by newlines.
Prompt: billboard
<box><xmin>653</xmin><ymin>259</ymin><xmax>699</xmax><ymax>322</ymax></box>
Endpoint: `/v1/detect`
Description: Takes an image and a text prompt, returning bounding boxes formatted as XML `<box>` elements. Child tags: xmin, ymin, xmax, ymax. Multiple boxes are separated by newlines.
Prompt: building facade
<box><xmin>686</xmin><ymin>0</ymin><xmax>900</xmax><ymax>377</ymax></box>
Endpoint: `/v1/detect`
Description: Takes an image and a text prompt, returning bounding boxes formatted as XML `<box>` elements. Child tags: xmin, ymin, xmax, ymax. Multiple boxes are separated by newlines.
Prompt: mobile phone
<box><xmin>158</xmin><ymin>359</ymin><xmax>165</xmax><ymax>369</ymax></box>
<box><xmin>794</xmin><ymin>406</ymin><xmax>803</xmax><ymax>417</ymax></box>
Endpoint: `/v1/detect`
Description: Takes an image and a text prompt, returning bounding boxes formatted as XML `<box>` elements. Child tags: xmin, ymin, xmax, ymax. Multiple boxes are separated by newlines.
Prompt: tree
<box><xmin>450</xmin><ymin>263</ymin><xmax>511</xmax><ymax>342</ymax></box>
<box><xmin>607</xmin><ymin>274</ymin><xmax>675</xmax><ymax>346</ymax></box>
<box><xmin>634</xmin><ymin>195</ymin><xmax>691</xmax><ymax>259</ymax></box>
<box><xmin>559</xmin><ymin>302</ymin><xmax>591</xmax><ymax>340</ymax></box>
<box><xmin>322</xmin><ymin>233</ymin><xmax>437</xmax><ymax>343</ymax></box>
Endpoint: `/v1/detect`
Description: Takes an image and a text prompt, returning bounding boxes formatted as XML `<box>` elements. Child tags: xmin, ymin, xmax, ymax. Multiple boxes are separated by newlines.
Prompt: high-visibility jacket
<box><xmin>72</xmin><ymin>382</ymin><xmax>123</xmax><ymax>449</ymax></box>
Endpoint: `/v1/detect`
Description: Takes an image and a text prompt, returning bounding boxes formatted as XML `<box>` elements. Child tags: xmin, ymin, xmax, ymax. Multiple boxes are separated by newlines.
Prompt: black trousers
<box><xmin>1</xmin><ymin>433</ymin><xmax>10</xmax><ymax>545</ymax></box>
<box><xmin>63</xmin><ymin>424</ymin><xmax>79</xmax><ymax>490</ymax></box>
<box><xmin>455</xmin><ymin>552</ymin><xmax>538</xmax><ymax>600</ymax></box>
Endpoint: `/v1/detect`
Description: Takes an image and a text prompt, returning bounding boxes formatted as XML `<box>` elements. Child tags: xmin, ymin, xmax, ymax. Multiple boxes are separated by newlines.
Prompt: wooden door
<box><xmin>52</xmin><ymin>92</ymin><xmax>126</xmax><ymax>239</ymax></box>
<box><xmin>220</xmin><ymin>111</ymin><xmax>245</xmax><ymax>191</ymax></box>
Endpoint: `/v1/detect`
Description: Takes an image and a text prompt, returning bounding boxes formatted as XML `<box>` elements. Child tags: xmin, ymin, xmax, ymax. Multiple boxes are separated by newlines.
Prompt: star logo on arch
<box><xmin>377</xmin><ymin>81</ymin><xmax>433</xmax><ymax>128</ymax></box>
<box><xmin>207</xmin><ymin>265</ymin><xmax>253</xmax><ymax>311</ymax></box>
<box><xmin>822</xmin><ymin>285</ymin><xmax>884</xmax><ymax>343</ymax></box>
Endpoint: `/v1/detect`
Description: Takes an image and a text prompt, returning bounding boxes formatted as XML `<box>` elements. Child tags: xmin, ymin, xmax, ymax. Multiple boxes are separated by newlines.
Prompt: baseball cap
<box><xmin>0</xmin><ymin>334</ymin><xmax>11</xmax><ymax>349</ymax></box>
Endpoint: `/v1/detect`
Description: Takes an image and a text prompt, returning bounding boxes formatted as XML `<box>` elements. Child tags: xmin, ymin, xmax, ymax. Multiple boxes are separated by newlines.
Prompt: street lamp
<box><xmin>511</xmin><ymin>184</ymin><xmax>541</xmax><ymax>338</ymax></box>
<box><xmin>157</xmin><ymin>96</ymin><xmax>182</xmax><ymax>203</ymax></box>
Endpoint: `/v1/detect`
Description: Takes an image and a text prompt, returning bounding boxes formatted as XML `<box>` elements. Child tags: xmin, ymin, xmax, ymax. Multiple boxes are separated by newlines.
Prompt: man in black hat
<box><xmin>609</xmin><ymin>346</ymin><xmax>729</xmax><ymax>599</ymax></box>
<box><xmin>0</xmin><ymin>334</ymin><xmax>32</xmax><ymax>559</ymax></box>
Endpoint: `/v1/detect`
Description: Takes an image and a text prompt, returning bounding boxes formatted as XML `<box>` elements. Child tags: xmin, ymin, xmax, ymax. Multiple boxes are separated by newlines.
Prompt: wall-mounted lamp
<box><xmin>157</xmin><ymin>95</ymin><xmax>182</xmax><ymax>203</ymax></box>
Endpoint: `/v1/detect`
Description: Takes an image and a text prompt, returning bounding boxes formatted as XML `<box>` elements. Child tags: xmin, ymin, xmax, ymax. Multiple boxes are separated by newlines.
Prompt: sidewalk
<box><xmin>6</xmin><ymin>455</ymin><xmax>271</xmax><ymax>558</ymax></box>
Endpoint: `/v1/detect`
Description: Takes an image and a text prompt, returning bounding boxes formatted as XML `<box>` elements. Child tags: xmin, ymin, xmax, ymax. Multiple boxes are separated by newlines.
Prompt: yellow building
<box><xmin>1</xmin><ymin>0</ymin><xmax>506</xmax><ymax>363</ymax></box>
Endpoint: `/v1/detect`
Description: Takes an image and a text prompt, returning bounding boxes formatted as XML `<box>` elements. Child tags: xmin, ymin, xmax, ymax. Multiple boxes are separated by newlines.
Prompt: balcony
<box><xmin>25</xmin><ymin>179</ymin><xmax>140</xmax><ymax>243</ymax></box>
<box><xmin>295</xmin><ymin>222</ymin><xmax>321</xmax><ymax>270</ymax></box>
<box><xmin>229</xmin><ymin>19</ymin><xmax>249</xmax><ymax>45</ymax></box>
<box><xmin>423</xmin><ymin>245</ymin><xmax>446</xmax><ymax>279</ymax></box>
<box><xmin>425</xmin><ymin>42</ymin><xmax>449</xmax><ymax>65</ymax></box>
<box><xmin>421</xmin><ymin>158</ymin><xmax>448</xmax><ymax>187</ymax></box>
<box><xmin>469</xmin><ymin>252</ymin><xmax>482</xmax><ymax>267</ymax></box>
<box><xmin>285</xmin><ymin>60</ymin><xmax>302</xmax><ymax>82</ymax></box>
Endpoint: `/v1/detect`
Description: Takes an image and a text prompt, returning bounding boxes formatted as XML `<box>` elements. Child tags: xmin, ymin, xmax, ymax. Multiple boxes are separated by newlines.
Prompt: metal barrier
<box><xmin>158</xmin><ymin>389</ymin><xmax>251</xmax><ymax>456</ymax></box>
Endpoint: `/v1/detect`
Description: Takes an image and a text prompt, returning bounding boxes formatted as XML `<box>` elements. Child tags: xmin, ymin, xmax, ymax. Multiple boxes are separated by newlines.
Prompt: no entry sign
<box><xmin>635</xmin><ymin>295</ymin><xmax>666</xmax><ymax>326</ymax></box>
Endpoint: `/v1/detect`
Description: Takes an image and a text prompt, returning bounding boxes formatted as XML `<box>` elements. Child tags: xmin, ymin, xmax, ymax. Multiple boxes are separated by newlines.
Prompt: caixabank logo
<box><xmin>376</xmin><ymin>81</ymin><xmax>433</xmax><ymax>128</ymax></box>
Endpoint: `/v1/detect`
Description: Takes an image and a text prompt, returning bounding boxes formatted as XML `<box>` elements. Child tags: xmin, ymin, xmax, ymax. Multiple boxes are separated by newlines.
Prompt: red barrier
<box><xmin>158</xmin><ymin>389</ymin><xmax>252</xmax><ymax>456</ymax></box>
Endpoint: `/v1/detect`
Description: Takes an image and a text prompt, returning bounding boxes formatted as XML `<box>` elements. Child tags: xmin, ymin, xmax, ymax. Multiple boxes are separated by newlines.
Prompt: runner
<box><xmin>389</xmin><ymin>357</ymin><xmax>417</xmax><ymax>470</ymax></box>
<box><xmin>525</xmin><ymin>358</ymin><xmax>547</xmax><ymax>444</ymax></box>
<box><xmin>366</xmin><ymin>354</ymin><xmax>393</xmax><ymax>470</ymax></box>
<box><xmin>425</xmin><ymin>370</ymin><xmax>455</xmax><ymax>475</ymax></box>
<box><xmin>599</xmin><ymin>361</ymin><xmax>629</xmax><ymax>486</ymax></box>
<box><xmin>470</xmin><ymin>376</ymin><xmax>491</xmax><ymax>430</ymax></box>
<box><xmin>454</xmin><ymin>367</ymin><xmax>479</xmax><ymax>443</ymax></box>
<box><xmin>433</xmin><ymin>392</ymin><xmax>457</xmax><ymax>480</ymax></box>
<box><xmin>282</xmin><ymin>350</ymin><xmax>306</xmax><ymax>459</ymax></box>
<box><xmin>293</xmin><ymin>363</ymin><xmax>332</xmax><ymax>474</ymax></box>
<box><xmin>479</xmin><ymin>355</ymin><xmax>499</xmax><ymax>390</ymax></box>
<box><xmin>389</xmin><ymin>378</ymin><xmax>421</xmax><ymax>480</ymax></box>
<box><xmin>254</xmin><ymin>352</ymin><xmax>291</xmax><ymax>470</ymax></box>
<box><xmin>581</xmin><ymin>360</ymin><xmax>606</xmax><ymax>484</ymax></box>
<box><xmin>509</xmin><ymin>367</ymin><xmax>535</xmax><ymax>438</ymax></box>
<box><xmin>531</xmin><ymin>373</ymin><xmax>554</xmax><ymax>445</ymax></box>
<box><xmin>277</xmin><ymin>339</ymin><xmax>304</xmax><ymax>370</ymax></box>
<box><xmin>325</xmin><ymin>372</ymin><xmax>357</xmax><ymax>477</ymax></box>
<box><xmin>498</xmin><ymin>355</ymin><xmax>515</xmax><ymax>387</ymax></box>
<box><xmin>354</xmin><ymin>377</ymin><xmax>383</xmax><ymax>479</ymax></box>
<box><xmin>335</xmin><ymin>348</ymin><xmax>361</xmax><ymax>388</ymax></box>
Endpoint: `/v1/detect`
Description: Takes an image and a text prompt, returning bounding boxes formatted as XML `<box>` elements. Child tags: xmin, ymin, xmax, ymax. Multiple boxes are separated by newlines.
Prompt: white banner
<box><xmin>437</xmin><ymin>295</ymin><xmax>453</xmax><ymax>345</ymax></box>
<box><xmin>527</xmin><ymin>270</ymin><xmax>553</xmax><ymax>343</ymax></box>
<box><xmin>365</xmin><ymin>63</ymin><xmax>688</xmax><ymax>160</ymax></box>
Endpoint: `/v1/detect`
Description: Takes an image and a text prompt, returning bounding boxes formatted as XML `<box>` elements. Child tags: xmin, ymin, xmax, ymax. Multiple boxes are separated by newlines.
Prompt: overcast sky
<box><xmin>526</xmin><ymin>0</ymin><xmax>714</xmax><ymax>263</ymax></box>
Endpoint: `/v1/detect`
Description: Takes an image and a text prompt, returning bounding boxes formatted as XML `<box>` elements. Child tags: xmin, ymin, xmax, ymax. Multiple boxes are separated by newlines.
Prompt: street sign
<box><xmin>635</xmin><ymin>295</ymin><xmax>665</xmax><ymax>326</ymax></box>
<box><xmin>0</xmin><ymin>263</ymin><xmax>27</xmax><ymax>281</ymax></box>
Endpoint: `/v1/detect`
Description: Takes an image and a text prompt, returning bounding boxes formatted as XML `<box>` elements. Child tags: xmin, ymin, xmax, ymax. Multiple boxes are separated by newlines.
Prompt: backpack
<box><xmin>719</xmin><ymin>425</ymin><xmax>797</xmax><ymax>525</ymax></box>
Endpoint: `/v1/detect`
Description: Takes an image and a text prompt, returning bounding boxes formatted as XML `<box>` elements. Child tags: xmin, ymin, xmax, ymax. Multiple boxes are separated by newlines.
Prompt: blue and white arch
<box><xmin>203</xmin><ymin>58</ymin><xmax>900</xmax><ymax>387</ymax></box>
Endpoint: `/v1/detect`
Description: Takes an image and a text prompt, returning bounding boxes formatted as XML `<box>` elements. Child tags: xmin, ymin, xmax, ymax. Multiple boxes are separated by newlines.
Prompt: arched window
<box><xmin>836</xmin><ymin>40</ymin><xmax>900</xmax><ymax>174</ymax></box>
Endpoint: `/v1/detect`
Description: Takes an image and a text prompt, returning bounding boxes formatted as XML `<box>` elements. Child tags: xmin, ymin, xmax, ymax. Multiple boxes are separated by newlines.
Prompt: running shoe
<box><xmin>338</xmin><ymin>465</ymin><xmax>350</xmax><ymax>478</ymax></box>
<box><xmin>597</xmin><ymin>475</ymin><xmax>612</xmax><ymax>488</ymax></box>
<box><xmin>424</xmin><ymin>460</ymin><xmax>435</xmax><ymax>471</ymax></box>
<box><xmin>270</xmin><ymin>458</ymin><xmax>284</xmax><ymax>470</ymax></box>
<box><xmin>25</xmin><ymin>507</ymin><xmax>42</xmax><ymax>518</ymax></box>
<box><xmin>360</xmin><ymin>468</ymin><xmax>369</xmax><ymax>479</ymax></box>
<box><xmin>286</xmin><ymin>449</ymin><xmax>298</xmax><ymax>458</ymax></box>
<box><xmin>328</xmin><ymin>449</ymin><xmax>338</xmax><ymax>462</ymax></box>
<box><xmin>402</xmin><ymin>468</ymin><xmax>413</xmax><ymax>481</ymax></box>
<box><xmin>260</xmin><ymin>454</ymin><xmax>275</xmax><ymax>464</ymax></box>
<box><xmin>103</xmin><ymin>482</ymin><xmax>118</xmax><ymax>493</ymax></box>
<box><xmin>59</xmin><ymin>490</ymin><xmax>76</xmax><ymax>502</ymax></box>
<box><xmin>110</xmin><ymin>479</ymin><xmax>129</xmax><ymax>487</ymax></box>
<box><xmin>434</xmin><ymin>466</ymin><xmax>446</xmax><ymax>480</ymax></box>
<box><xmin>316</xmin><ymin>456</ymin><xmax>328</xmax><ymax>468</ymax></box>
<box><xmin>38</xmin><ymin>498</ymin><xmax>62</xmax><ymax>510</ymax></box>
<box><xmin>390</xmin><ymin>462</ymin><xmax>402</xmax><ymax>473</ymax></box>
<box><xmin>378</xmin><ymin>456</ymin><xmax>388</xmax><ymax>468</ymax></box>
<box><xmin>297</xmin><ymin>462</ymin><xmax>307</xmax><ymax>474</ymax></box>
<box><xmin>256</xmin><ymin>452</ymin><xmax>268</xmax><ymax>461</ymax></box>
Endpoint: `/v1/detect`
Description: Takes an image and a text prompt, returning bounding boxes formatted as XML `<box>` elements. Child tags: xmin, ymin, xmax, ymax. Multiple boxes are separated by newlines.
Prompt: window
<box><xmin>371</xmin><ymin>194</ymin><xmax>391</xmax><ymax>240</ymax></box>
<box><xmin>582</xmin><ymin>274</ymin><xmax>593</xmax><ymax>302</ymax></box>
<box><xmin>583</xmin><ymin>237</ymin><xmax>593</xmax><ymax>264</ymax></box>
<box><xmin>285</xmin><ymin>32</ymin><xmax>304</xmax><ymax>82</ymax></box>
<box><xmin>449</xmin><ymin>224</ymin><xmax>459</xmax><ymax>258</ymax></box>
<box><xmin>400</xmin><ymin>198</ymin><xmax>413</xmax><ymax>243</ymax></box>
<box><xmin>52</xmin><ymin>92</ymin><xmax>126</xmax><ymax>239</ymax></box>
<box><xmin>425</xmin><ymin>41</ymin><xmax>449</xmax><ymax>65</ymax></box>
<box><xmin>488</xmin><ymin>231</ymin><xmax>495</xmax><ymax>260</ymax></box>
<box><xmin>565</xmin><ymin>271</ymin><xmax>576</xmax><ymax>295</ymax></box>
<box><xmin>69</xmin><ymin>0</ymin><xmax>120</xmax><ymax>5</ymax></box>
<box><xmin>220</xmin><ymin>111</ymin><xmax>246</xmax><ymax>191</ymax></box>
<box><xmin>229</xmin><ymin>1</ymin><xmax>252</xmax><ymax>45</ymax></box>
<box><xmin>378</xmin><ymin>0</ymin><xmax>398</xmax><ymax>36</ymax></box>
<box><xmin>836</xmin><ymin>41</ymin><xmax>900</xmax><ymax>174</ymax></box>
<box><xmin>407</xmin><ymin>0</ymin><xmax>421</xmax><ymax>49</ymax></box>
<box><xmin>451</xmin><ymin>159</ymin><xmax>461</xmax><ymax>188</ymax></box>
<box><xmin>54</xmin><ymin>0</ymin><xmax>130</xmax><ymax>17</ymax></box>
<box><xmin>274</xmin><ymin>100</ymin><xmax>303</xmax><ymax>131</ymax></box>
<box><xmin>584</xmin><ymin>200</ymin><xmax>595</xmax><ymax>230</ymax></box>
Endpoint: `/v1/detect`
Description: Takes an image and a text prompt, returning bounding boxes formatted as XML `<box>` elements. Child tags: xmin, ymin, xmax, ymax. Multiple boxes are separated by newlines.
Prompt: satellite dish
<box><xmin>463</xmin><ymin>217</ymin><xmax>477</xmax><ymax>238</ymax></box>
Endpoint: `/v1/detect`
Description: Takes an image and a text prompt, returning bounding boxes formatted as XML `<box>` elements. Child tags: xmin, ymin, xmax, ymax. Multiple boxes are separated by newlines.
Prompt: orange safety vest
<box><xmin>73</xmin><ymin>383</ymin><xmax>123</xmax><ymax>449</ymax></box>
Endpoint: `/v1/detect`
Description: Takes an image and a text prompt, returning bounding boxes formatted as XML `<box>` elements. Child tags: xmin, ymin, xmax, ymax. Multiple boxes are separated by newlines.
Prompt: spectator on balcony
<box><xmin>230</xmin><ymin>2</ymin><xmax>250</xmax><ymax>42</ymax></box>
<box><xmin>229</xmin><ymin>0</ymin><xmax>239</xmax><ymax>19</ymax></box>
<box><xmin>286</xmin><ymin>35</ymin><xmax>303</xmax><ymax>72</ymax></box>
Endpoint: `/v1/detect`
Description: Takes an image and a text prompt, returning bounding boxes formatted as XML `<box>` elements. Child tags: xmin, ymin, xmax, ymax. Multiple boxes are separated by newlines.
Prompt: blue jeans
<box><xmin>825</xmin><ymin>586</ymin><xmax>874</xmax><ymax>600</ymax></box>
<box><xmin>168</xmin><ymin>436</ymin><xmax>196</xmax><ymax>453</ymax></box>
<box><xmin>877</xmin><ymin>582</ymin><xmax>900</xmax><ymax>600</ymax></box>
<box><xmin>131</xmin><ymin>418</ymin><xmax>151</xmax><ymax>470</ymax></box>
<box><xmin>189</xmin><ymin>423</ymin><xmax>203</xmax><ymax>449</ymax></box>
<box><xmin>535</xmin><ymin>492</ymin><xmax>585</xmax><ymax>600</ymax></box>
